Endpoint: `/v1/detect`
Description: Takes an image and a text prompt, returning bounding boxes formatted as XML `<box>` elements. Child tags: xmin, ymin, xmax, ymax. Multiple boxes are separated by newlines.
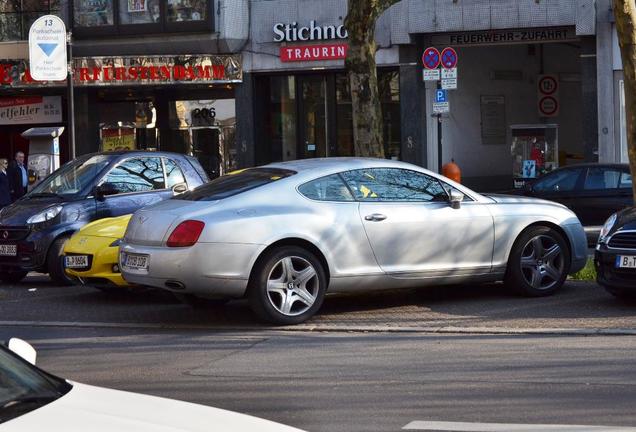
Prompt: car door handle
<box><xmin>364</xmin><ymin>213</ymin><xmax>387</xmax><ymax>221</ymax></box>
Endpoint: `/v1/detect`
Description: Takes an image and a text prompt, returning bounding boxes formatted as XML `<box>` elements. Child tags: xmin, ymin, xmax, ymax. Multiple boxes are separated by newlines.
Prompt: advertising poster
<box><xmin>0</xmin><ymin>96</ymin><xmax>62</xmax><ymax>125</ymax></box>
<box><xmin>128</xmin><ymin>0</ymin><xmax>146</xmax><ymax>12</ymax></box>
<box><xmin>101</xmin><ymin>128</ymin><xmax>136</xmax><ymax>151</ymax></box>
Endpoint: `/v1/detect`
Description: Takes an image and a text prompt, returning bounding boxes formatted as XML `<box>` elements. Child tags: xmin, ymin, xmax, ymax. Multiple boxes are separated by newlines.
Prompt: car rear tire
<box><xmin>248</xmin><ymin>246</ymin><xmax>327</xmax><ymax>325</ymax></box>
<box><xmin>47</xmin><ymin>236</ymin><xmax>74</xmax><ymax>286</ymax></box>
<box><xmin>505</xmin><ymin>226</ymin><xmax>570</xmax><ymax>297</ymax></box>
<box><xmin>0</xmin><ymin>270</ymin><xmax>28</xmax><ymax>284</ymax></box>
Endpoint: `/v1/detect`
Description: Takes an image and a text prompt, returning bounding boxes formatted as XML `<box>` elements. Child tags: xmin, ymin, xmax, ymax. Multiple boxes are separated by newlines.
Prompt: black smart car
<box><xmin>510</xmin><ymin>163</ymin><xmax>633</xmax><ymax>243</ymax></box>
<box><xmin>0</xmin><ymin>151</ymin><xmax>208</xmax><ymax>284</ymax></box>
<box><xmin>595</xmin><ymin>206</ymin><xmax>636</xmax><ymax>297</ymax></box>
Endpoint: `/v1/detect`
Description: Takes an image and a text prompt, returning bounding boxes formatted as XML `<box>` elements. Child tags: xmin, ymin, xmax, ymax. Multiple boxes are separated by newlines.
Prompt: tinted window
<box><xmin>299</xmin><ymin>174</ymin><xmax>354</xmax><ymax>201</ymax></box>
<box><xmin>583</xmin><ymin>168</ymin><xmax>622</xmax><ymax>190</ymax></box>
<box><xmin>533</xmin><ymin>169</ymin><xmax>582</xmax><ymax>193</ymax></box>
<box><xmin>102</xmin><ymin>157</ymin><xmax>165</xmax><ymax>194</ymax></box>
<box><xmin>180</xmin><ymin>168</ymin><xmax>295</xmax><ymax>201</ymax></box>
<box><xmin>341</xmin><ymin>168</ymin><xmax>447</xmax><ymax>202</ymax></box>
<box><xmin>164</xmin><ymin>159</ymin><xmax>186</xmax><ymax>189</ymax></box>
<box><xmin>619</xmin><ymin>172</ymin><xmax>633</xmax><ymax>189</ymax></box>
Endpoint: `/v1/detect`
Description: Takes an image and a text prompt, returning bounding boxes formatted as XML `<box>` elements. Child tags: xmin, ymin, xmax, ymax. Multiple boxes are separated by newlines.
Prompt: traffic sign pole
<box><xmin>67</xmin><ymin>31</ymin><xmax>75</xmax><ymax>159</ymax></box>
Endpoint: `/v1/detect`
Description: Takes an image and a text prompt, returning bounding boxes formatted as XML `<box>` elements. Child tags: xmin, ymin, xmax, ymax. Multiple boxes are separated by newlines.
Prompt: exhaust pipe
<box><xmin>165</xmin><ymin>280</ymin><xmax>186</xmax><ymax>290</ymax></box>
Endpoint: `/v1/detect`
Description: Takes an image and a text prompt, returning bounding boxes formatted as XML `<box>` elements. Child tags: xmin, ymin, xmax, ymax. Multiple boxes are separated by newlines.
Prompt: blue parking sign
<box><xmin>435</xmin><ymin>89</ymin><xmax>447</xmax><ymax>103</ymax></box>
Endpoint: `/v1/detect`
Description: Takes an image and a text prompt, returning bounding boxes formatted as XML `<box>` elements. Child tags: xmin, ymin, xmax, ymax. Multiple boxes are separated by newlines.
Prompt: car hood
<box><xmin>615</xmin><ymin>206</ymin><xmax>636</xmax><ymax>231</ymax></box>
<box><xmin>482</xmin><ymin>193</ymin><xmax>558</xmax><ymax>206</ymax></box>
<box><xmin>79</xmin><ymin>215</ymin><xmax>132</xmax><ymax>239</ymax></box>
<box><xmin>0</xmin><ymin>198</ymin><xmax>64</xmax><ymax>225</ymax></box>
<box><xmin>4</xmin><ymin>382</ymin><xmax>304</xmax><ymax>432</ymax></box>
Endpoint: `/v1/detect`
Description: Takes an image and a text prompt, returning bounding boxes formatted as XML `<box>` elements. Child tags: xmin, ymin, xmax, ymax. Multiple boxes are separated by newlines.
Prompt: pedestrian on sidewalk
<box><xmin>8</xmin><ymin>151</ymin><xmax>28</xmax><ymax>202</ymax></box>
<box><xmin>0</xmin><ymin>158</ymin><xmax>11</xmax><ymax>209</ymax></box>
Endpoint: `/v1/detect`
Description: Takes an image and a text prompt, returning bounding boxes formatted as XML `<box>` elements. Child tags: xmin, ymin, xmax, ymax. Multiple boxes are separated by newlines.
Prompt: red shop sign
<box><xmin>280</xmin><ymin>43</ymin><xmax>348</xmax><ymax>62</ymax></box>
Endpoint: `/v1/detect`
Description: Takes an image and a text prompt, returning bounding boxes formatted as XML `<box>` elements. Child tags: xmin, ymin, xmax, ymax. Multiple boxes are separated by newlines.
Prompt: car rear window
<box><xmin>179</xmin><ymin>168</ymin><xmax>296</xmax><ymax>201</ymax></box>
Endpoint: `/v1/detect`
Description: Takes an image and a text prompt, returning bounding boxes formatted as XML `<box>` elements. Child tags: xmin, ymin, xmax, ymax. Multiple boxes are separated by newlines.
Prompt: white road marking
<box><xmin>403</xmin><ymin>421</ymin><xmax>636</xmax><ymax>431</ymax></box>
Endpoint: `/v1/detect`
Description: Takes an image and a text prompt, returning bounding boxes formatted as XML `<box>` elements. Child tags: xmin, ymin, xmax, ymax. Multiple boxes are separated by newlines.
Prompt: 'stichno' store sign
<box><xmin>274</xmin><ymin>20</ymin><xmax>349</xmax><ymax>62</ymax></box>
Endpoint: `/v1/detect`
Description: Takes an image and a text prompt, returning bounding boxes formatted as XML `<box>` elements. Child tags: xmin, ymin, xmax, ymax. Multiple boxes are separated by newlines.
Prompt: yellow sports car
<box><xmin>63</xmin><ymin>215</ymin><xmax>132</xmax><ymax>292</ymax></box>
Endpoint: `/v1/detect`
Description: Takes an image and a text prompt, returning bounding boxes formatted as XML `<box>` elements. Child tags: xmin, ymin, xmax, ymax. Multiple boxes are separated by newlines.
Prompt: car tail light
<box><xmin>166</xmin><ymin>220</ymin><xmax>205</xmax><ymax>247</ymax></box>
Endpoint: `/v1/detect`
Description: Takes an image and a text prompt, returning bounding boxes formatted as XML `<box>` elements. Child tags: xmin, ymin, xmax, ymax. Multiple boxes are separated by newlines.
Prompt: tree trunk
<box><xmin>345</xmin><ymin>0</ymin><xmax>399</xmax><ymax>158</ymax></box>
<box><xmin>613</xmin><ymin>0</ymin><xmax>636</xmax><ymax>202</ymax></box>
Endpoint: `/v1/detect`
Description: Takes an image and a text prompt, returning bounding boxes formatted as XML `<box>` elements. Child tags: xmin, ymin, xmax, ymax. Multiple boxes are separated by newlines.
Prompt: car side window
<box><xmin>341</xmin><ymin>168</ymin><xmax>448</xmax><ymax>202</ymax></box>
<box><xmin>583</xmin><ymin>168</ymin><xmax>622</xmax><ymax>190</ymax></box>
<box><xmin>101</xmin><ymin>157</ymin><xmax>166</xmax><ymax>194</ymax></box>
<box><xmin>533</xmin><ymin>169</ymin><xmax>582</xmax><ymax>193</ymax></box>
<box><xmin>164</xmin><ymin>159</ymin><xmax>186</xmax><ymax>189</ymax></box>
<box><xmin>619</xmin><ymin>172</ymin><xmax>633</xmax><ymax>189</ymax></box>
<box><xmin>298</xmin><ymin>174</ymin><xmax>354</xmax><ymax>202</ymax></box>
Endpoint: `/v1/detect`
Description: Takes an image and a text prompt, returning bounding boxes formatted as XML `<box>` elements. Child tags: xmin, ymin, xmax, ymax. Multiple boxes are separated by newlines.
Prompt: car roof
<box><xmin>552</xmin><ymin>162</ymin><xmax>630</xmax><ymax>170</ymax></box>
<box><xmin>264</xmin><ymin>157</ymin><xmax>418</xmax><ymax>173</ymax></box>
<box><xmin>91</xmin><ymin>150</ymin><xmax>187</xmax><ymax>158</ymax></box>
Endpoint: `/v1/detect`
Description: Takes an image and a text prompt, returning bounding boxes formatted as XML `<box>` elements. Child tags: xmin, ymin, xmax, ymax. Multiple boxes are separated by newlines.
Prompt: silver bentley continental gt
<box><xmin>119</xmin><ymin>158</ymin><xmax>588</xmax><ymax>324</ymax></box>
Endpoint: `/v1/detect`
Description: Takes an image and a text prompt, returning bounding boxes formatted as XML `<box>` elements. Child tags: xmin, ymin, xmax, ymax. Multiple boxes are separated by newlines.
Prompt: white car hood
<box><xmin>3</xmin><ymin>382</ymin><xmax>304</xmax><ymax>432</ymax></box>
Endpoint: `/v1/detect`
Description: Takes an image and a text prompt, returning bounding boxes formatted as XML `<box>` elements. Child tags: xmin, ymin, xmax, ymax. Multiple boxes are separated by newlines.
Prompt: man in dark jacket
<box><xmin>8</xmin><ymin>151</ymin><xmax>28</xmax><ymax>202</ymax></box>
<box><xmin>0</xmin><ymin>158</ymin><xmax>11</xmax><ymax>208</ymax></box>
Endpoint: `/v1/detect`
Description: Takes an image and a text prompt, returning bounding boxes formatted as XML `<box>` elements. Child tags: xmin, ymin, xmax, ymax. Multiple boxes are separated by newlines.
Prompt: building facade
<box><xmin>1</xmin><ymin>0</ymin><xmax>625</xmax><ymax>191</ymax></box>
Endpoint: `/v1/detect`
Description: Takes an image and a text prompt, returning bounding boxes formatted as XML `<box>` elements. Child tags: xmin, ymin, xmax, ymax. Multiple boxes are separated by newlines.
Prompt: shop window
<box><xmin>0</xmin><ymin>0</ymin><xmax>61</xmax><ymax>41</ymax></box>
<box><xmin>166</xmin><ymin>0</ymin><xmax>207</xmax><ymax>22</ymax></box>
<box><xmin>73</xmin><ymin>0</ymin><xmax>212</xmax><ymax>35</ymax></box>
<box><xmin>268</xmin><ymin>76</ymin><xmax>298</xmax><ymax>162</ymax></box>
<box><xmin>74</xmin><ymin>0</ymin><xmax>114</xmax><ymax>27</ymax></box>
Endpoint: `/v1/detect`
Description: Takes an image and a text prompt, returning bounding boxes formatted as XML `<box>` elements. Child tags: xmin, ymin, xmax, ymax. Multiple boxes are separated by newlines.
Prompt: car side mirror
<box><xmin>172</xmin><ymin>183</ymin><xmax>187</xmax><ymax>194</ymax></box>
<box><xmin>94</xmin><ymin>182</ymin><xmax>119</xmax><ymax>201</ymax></box>
<box><xmin>449</xmin><ymin>190</ymin><xmax>464</xmax><ymax>209</ymax></box>
<box><xmin>8</xmin><ymin>338</ymin><xmax>37</xmax><ymax>365</ymax></box>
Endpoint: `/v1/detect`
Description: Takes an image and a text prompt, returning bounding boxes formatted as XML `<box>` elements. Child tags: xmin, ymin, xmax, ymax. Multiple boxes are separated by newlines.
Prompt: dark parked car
<box><xmin>510</xmin><ymin>163</ymin><xmax>633</xmax><ymax>243</ymax></box>
<box><xmin>0</xmin><ymin>151</ymin><xmax>208</xmax><ymax>284</ymax></box>
<box><xmin>595</xmin><ymin>206</ymin><xmax>636</xmax><ymax>297</ymax></box>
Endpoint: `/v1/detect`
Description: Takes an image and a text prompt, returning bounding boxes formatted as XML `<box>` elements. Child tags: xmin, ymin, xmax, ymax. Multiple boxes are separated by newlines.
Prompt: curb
<box><xmin>1</xmin><ymin>321</ymin><xmax>636</xmax><ymax>336</ymax></box>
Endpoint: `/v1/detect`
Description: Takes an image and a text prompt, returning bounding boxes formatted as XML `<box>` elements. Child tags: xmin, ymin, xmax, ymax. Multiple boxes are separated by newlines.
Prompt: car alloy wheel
<box><xmin>519</xmin><ymin>234</ymin><xmax>565</xmax><ymax>291</ymax></box>
<box><xmin>266</xmin><ymin>255</ymin><xmax>319</xmax><ymax>317</ymax></box>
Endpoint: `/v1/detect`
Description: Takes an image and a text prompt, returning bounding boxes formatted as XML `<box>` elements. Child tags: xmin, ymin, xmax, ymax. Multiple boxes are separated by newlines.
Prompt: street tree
<box><xmin>613</xmin><ymin>0</ymin><xmax>636</xmax><ymax>200</ymax></box>
<box><xmin>344</xmin><ymin>0</ymin><xmax>399</xmax><ymax>158</ymax></box>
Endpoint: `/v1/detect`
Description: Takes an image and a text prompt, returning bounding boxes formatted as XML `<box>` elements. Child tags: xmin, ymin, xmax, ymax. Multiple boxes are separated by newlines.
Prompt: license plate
<box><xmin>65</xmin><ymin>255</ymin><xmax>88</xmax><ymax>269</ymax></box>
<box><xmin>124</xmin><ymin>254</ymin><xmax>148</xmax><ymax>270</ymax></box>
<box><xmin>615</xmin><ymin>255</ymin><xmax>636</xmax><ymax>268</ymax></box>
<box><xmin>0</xmin><ymin>244</ymin><xmax>17</xmax><ymax>256</ymax></box>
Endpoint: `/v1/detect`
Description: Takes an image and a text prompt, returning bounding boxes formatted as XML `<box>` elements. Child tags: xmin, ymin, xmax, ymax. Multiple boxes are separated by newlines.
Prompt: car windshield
<box><xmin>0</xmin><ymin>345</ymin><xmax>71</xmax><ymax>424</ymax></box>
<box><xmin>179</xmin><ymin>168</ymin><xmax>296</xmax><ymax>201</ymax></box>
<box><xmin>26</xmin><ymin>155</ymin><xmax>114</xmax><ymax>198</ymax></box>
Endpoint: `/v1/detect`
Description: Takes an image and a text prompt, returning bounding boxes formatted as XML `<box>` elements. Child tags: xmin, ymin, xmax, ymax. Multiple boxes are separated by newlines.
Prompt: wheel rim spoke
<box><xmin>542</xmin><ymin>244</ymin><xmax>561</xmax><ymax>263</ymax></box>
<box><xmin>280</xmin><ymin>291</ymin><xmax>295</xmax><ymax>315</ymax></box>
<box><xmin>529</xmin><ymin>267</ymin><xmax>543</xmax><ymax>289</ymax></box>
<box><xmin>521</xmin><ymin>256</ymin><xmax>536</xmax><ymax>270</ymax></box>
<box><xmin>544</xmin><ymin>264</ymin><xmax>561</xmax><ymax>282</ymax></box>
<box><xmin>296</xmin><ymin>266</ymin><xmax>316</xmax><ymax>287</ymax></box>
<box><xmin>281</xmin><ymin>257</ymin><xmax>294</xmax><ymax>283</ymax></box>
<box><xmin>531</xmin><ymin>237</ymin><xmax>544</xmax><ymax>258</ymax></box>
<box><xmin>267</xmin><ymin>281</ymin><xmax>287</xmax><ymax>297</ymax></box>
<box><xmin>294</xmin><ymin>286</ymin><xmax>316</xmax><ymax>307</ymax></box>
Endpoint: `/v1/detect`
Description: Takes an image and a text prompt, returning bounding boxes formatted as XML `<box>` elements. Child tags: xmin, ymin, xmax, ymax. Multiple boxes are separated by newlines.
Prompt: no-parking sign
<box><xmin>537</xmin><ymin>74</ymin><xmax>559</xmax><ymax>117</ymax></box>
<box><xmin>422</xmin><ymin>47</ymin><xmax>441</xmax><ymax>70</ymax></box>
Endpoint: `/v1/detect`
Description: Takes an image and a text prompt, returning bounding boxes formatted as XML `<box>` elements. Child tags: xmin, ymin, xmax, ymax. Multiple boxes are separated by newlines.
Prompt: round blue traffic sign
<box><xmin>422</xmin><ymin>47</ymin><xmax>441</xmax><ymax>70</ymax></box>
<box><xmin>441</xmin><ymin>47</ymin><xmax>458</xmax><ymax>69</ymax></box>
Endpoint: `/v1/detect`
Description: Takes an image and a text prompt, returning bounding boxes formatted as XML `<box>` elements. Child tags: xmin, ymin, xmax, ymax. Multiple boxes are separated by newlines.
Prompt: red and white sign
<box><xmin>422</xmin><ymin>47</ymin><xmax>441</xmax><ymax>69</ymax></box>
<box><xmin>0</xmin><ymin>96</ymin><xmax>62</xmax><ymax>125</ymax></box>
<box><xmin>280</xmin><ymin>43</ymin><xmax>348</xmax><ymax>62</ymax></box>
<box><xmin>440</xmin><ymin>47</ymin><xmax>458</xmax><ymax>69</ymax></box>
<box><xmin>538</xmin><ymin>74</ymin><xmax>559</xmax><ymax>117</ymax></box>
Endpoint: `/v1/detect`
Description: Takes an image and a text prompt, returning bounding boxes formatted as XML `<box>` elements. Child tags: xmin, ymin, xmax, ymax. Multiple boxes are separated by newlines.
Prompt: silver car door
<box><xmin>342</xmin><ymin>168</ymin><xmax>494</xmax><ymax>275</ymax></box>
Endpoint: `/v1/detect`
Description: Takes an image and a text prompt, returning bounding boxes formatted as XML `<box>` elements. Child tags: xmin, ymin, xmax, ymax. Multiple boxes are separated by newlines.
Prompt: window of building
<box><xmin>73</xmin><ymin>0</ymin><xmax>212</xmax><ymax>36</ymax></box>
<box><xmin>0</xmin><ymin>0</ymin><xmax>61</xmax><ymax>41</ymax></box>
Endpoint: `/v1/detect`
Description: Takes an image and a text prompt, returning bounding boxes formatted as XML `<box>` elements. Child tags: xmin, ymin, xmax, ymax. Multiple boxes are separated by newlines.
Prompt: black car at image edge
<box><xmin>0</xmin><ymin>151</ymin><xmax>208</xmax><ymax>284</ymax></box>
<box><xmin>595</xmin><ymin>206</ymin><xmax>636</xmax><ymax>297</ymax></box>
